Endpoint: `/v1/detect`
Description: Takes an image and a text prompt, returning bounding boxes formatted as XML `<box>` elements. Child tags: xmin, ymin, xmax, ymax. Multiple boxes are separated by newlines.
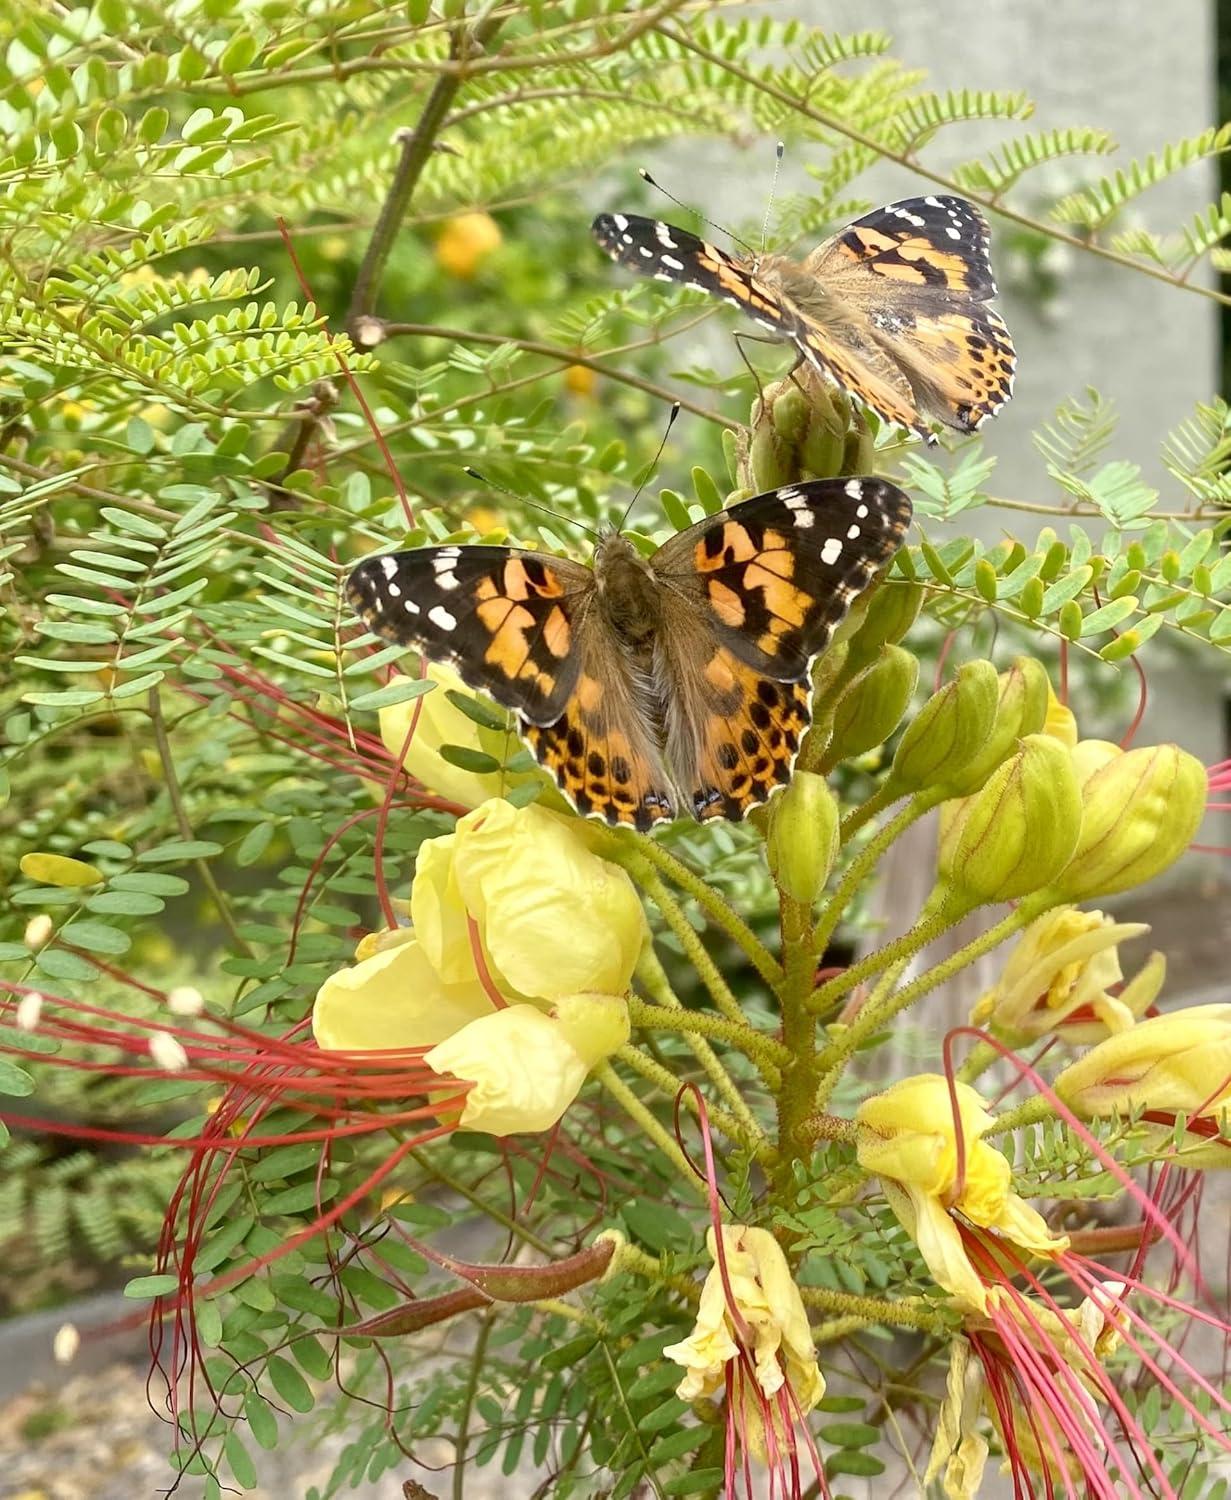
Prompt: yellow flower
<box><xmin>856</xmin><ymin>1075</ymin><xmax>1068</xmax><ymax>1314</ymax></box>
<box><xmin>313</xmin><ymin>931</ymin><xmax>629</xmax><ymax>1137</ymax></box>
<box><xmin>435</xmin><ymin>211</ymin><xmax>502</xmax><ymax>279</ymax></box>
<box><xmin>971</xmin><ymin>906</ymin><xmax>1164</xmax><ymax>1045</ymax></box>
<box><xmin>378</xmin><ymin>663</ymin><xmax>547</xmax><ymax>810</ymax></box>
<box><xmin>664</xmin><ymin>1225</ymin><xmax>825</xmax><ymax>1460</ymax></box>
<box><xmin>1041</xmin><ymin>679</ymin><xmax>1077</xmax><ymax>749</ymax></box>
<box><xmin>1054</xmin><ymin>1005</ymin><xmax>1231</xmax><ymax>1167</ymax></box>
<box><xmin>412</xmin><ymin>799</ymin><xmax>646</xmax><ymax>1003</ymax></box>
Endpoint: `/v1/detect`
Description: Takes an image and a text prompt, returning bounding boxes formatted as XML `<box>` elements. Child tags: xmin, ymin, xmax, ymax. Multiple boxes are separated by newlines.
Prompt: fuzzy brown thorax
<box><xmin>593</xmin><ymin>532</ymin><xmax>664</xmax><ymax>650</ymax></box>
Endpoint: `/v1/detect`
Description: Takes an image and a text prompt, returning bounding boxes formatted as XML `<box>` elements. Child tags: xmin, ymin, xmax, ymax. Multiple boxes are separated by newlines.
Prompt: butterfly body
<box><xmin>348</xmin><ymin>477</ymin><xmax>912</xmax><ymax>831</ymax></box>
<box><xmin>591</xmin><ymin>196</ymin><xmax>1016</xmax><ymax>443</ymax></box>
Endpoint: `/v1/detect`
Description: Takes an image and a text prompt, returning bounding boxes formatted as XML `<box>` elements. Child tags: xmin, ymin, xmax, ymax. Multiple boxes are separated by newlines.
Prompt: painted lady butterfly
<box><xmin>592</xmin><ymin>196</ymin><xmax>1015</xmax><ymax>444</ymax></box>
<box><xmin>347</xmin><ymin>477</ymin><xmax>912</xmax><ymax>831</ymax></box>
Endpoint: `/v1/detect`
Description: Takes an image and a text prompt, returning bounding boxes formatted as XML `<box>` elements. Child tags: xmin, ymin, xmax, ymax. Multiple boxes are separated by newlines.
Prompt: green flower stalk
<box><xmin>944</xmin><ymin>656</ymin><xmax>1050</xmax><ymax>797</ymax></box>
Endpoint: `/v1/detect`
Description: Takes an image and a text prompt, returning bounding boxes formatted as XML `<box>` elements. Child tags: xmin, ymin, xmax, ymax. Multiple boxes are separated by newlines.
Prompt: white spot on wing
<box><xmin>612</xmin><ymin>214</ymin><xmax>629</xmax><ymax>231</ymax></box>
<box><xmin>660</xmin><ymin>255</ymin><xmax>684</xmax><ymax>271</ymax></box>
<box><xmin>847</xmin><ymin>523</ymin><xmax>861</xmax><ymax>539</ymax></box>
<box><xmin>856</xmin><ymin>504</ymin><xmax>869</xmax><ymax>518</ymax></box>
<box><xmin>638</xmin><ymin>246</ymin><xmax>653</xmax><ymax>258</ymax></box>
<box><xmin>404</xmin><ymin>599</ymin><xmax>419</xmax><ymax>615</ymax></box>
<box><xmin>655</xmin><ymin>223</ymin><xmax>678</xmax><ymax>249</ymax></box>
<box><xmin>792</xmin><ymin>509</ymin><xmax>814</xmax><ymax>529</ymax></box>
<box><xmin>428</xmin><ymin>605</ymin><xmax>456</xmax><ymax>631</ymax></box>
<box><xmin>844</xmin><ymin>480</ymin><xmax>863</xmax><ymax>500</ymax></box>
<box><xmin>821</xmin><ymin>538</ymin><xmax>842</xmax><ymax>566</ymax></box>
<box><xmin>380</xmin><ymin>556</ymin><xmax>397</xmax><ymax>579</ymax></box>
<box><xmin>386</xmin><ymin>582</ymin><xmax>401</xmax><ymax>598</ymax></box>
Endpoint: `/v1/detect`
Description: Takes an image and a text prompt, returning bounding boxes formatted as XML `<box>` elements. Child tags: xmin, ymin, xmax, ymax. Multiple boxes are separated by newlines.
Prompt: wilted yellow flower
<box><xmin>412</xmin><ymin>798</ymin><xmax>646</xmax><ymax>1003</ymax></box>
<box><xmin>378</xmin><ymin>663</ymin><xmax>547</xmax><ymax>810</ymax></box>
<box><xmin>435</xmin><ymin>211</ymin><xmax>502</xmax><ymax>278</ymax></box>
<box><xmin>1055</xmin><ymin>1006</ymin><xmax>1231</xmax><ymax>1167</ymax></box>
<box><xmin>856</xmin><ymin>1075</ymin><xmax>1068</xmax><ymax>1314</ymax></box>
<box><xmin>971</xmin><ymin>906</ymin><xmax>1164</xmax><ymax>1045</ymax></box>
<box><xmin>664</xmin><ymin>1225</ymin><xmax>825</xmax><ymax>1460</ymax></box>
<box><xmin>924</xmin><ymin>1338</ymin><xmax>989</xmax><ymax>1500</ymax></box>
<box><xmin>313</xmin><ymin>930</ymin><xmax>629</xmax><ymax>1136</ymax></box>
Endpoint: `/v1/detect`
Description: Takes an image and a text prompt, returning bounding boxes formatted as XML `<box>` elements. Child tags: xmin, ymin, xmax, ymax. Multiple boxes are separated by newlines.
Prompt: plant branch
<box><xmin>346</xmin><ymin>12</ymin><xmax>507</xmax><ymax>342</ymax></box>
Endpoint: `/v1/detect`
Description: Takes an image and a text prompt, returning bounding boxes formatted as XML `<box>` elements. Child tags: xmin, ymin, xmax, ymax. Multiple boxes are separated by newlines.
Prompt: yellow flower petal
<box><xmin>424</xmin><ymin>1000</ymin><xmax>619</xmax><ymax>1135</ymax></box>
<box><xmin>413</xmin><ymin>800</ymin><xmax>646</xmax><ymax>1002</ymax></box>
<box><xmin>313</xmin><ymin>936</ymin><xmax>491</xmax><ymax>1051</ymax></box>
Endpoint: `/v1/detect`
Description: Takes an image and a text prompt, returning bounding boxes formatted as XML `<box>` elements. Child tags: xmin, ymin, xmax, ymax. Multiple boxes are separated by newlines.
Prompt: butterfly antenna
<box><xmin>760</xmin><ymin>140</ymin><xmax>785</xmax><ymax>254</ymax></box>
<box><xmin>638</xmin><ymin>168</ymin><xmax>758</xmax><ymax>259</ymax></box>
<box><xmin>618</xmin><ymin>402</ymin><xmax>681</xmax><ymax>533</ymax></box>
<box><xmin>462</xmin><ymin>468</ymin><xmax>602</xmax><ymax>542</ymax></box>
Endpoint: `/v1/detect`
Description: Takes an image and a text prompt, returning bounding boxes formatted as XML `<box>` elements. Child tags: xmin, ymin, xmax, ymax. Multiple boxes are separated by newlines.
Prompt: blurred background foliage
<box><xmin>0</xmin><ymin>1</ymin><xmax>1229</xmax><ymax>1494</ymax></box>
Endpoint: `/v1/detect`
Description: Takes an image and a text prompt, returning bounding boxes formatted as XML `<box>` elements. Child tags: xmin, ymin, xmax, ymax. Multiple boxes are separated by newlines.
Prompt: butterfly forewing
<box><xmin>346</xmin><ymin>545</ymin><xmax>591</xmax><ymax>726</ymax></box>
<box><xmin>592</xmin><ymin>195</ymin><xmax>1016</xmax><ymax>440</ymax></box>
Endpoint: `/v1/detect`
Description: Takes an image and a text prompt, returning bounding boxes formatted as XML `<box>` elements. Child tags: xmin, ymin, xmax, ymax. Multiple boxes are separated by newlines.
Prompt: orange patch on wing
<box><xmin>542</xmin><ymin>605</ymin><xmax>570</xmax><ymax>658</ymax></box>
<box><xmin>692</xmin><ymin>521</ymin><xmax>759</xmax><ymax>574</ymax></box>
<box><xmin>708</xmin><ymin>579</ymin><xmax>746</xmax><ymax>627</ymax></box>
<box><xmin>478</xmin><ymin>597</ymin><xmax>535</xmax><ymax>677</ymax></box>
<box><xmin>576</xmin><ymin>673</ymin><xmax>603</xmax><ymax>711</ymax></box>
<box><xmin>742</xmin><ymin>565</ymin><xmax>809</xmax><ymax>626</ymax></box>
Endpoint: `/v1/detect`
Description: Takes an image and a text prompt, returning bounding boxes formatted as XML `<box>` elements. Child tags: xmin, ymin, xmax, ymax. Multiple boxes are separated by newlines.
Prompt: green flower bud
<box><xmin>938</xmin><ymin>734</ymin><xmax>1082</xmax><ymax>904</ymax></box>
<box><xmin>744</xmin><ymin>372</ymin><xmax>854</xmax><ymax>490</ymax></box>
<box><xmin>840</xmin><ymin>581</ymin><xmax>924</xmax><ymax>669</ymax></box>
<box><xmin>841</xmin><ymin>416</ymin><xmax>874</xmax><ymax>477</ymax></box>
<box><xmin>944</xmin><ymin>656</ymin><xmax>1050</xmax><ymax>797</ymax></box>
<box><xmin>766</xmin><ymin>770</ymin><xmax>840</xmax><ymax>904</ymax></box>
<box><xmin>1042</xmin><ymin>744</ymin><xmax>1207</xmax><ymax>902</ymax></box>
<box><xmin>889</xmin><ymin>660</ymin><xmax>999</xmax><ymax>795</ymax></box>
<box><xmin>825</xmin><ymin>645</ymin><xmax>919</xmax><ymax>766</ymax></box>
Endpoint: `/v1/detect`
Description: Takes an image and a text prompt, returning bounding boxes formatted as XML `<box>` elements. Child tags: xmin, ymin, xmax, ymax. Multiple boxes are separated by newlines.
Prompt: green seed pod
<box><xmin>889</xmin><ymin>659</ymin><xmax>999</xmax><ymax>794</ymax></box>
<box><xmin>944</xmin><ymin>656</ymin><xmax>1050</xmax><ymax>797</ymax></box>
<box><xmin>766</xmin><ymin>770</ymin><xmax>840</xmax><ymax>905</ymax></box>
<box><xmin>825</xmin><ymin>645</ymin><xmax>919</xmax><ymax>766</ymax></box>
<box><xmin>938</xmin><ymin>734</ymin><xmax>1082</xmax><ymax>905</ymax></box>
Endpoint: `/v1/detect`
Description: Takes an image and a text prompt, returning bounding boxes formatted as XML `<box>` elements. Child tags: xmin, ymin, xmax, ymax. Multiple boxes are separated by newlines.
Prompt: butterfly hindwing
<box><xmin>807</xmin><ymin>197</ymin><xmax>1016</xmax><ymax>432</ymax></box>
<box><xmin>523</xmin><ymin>628</ymin><xmax>677</xmax><ymax>832</ymax></box>
<box><xmin>346</xmin><ymin>545</ymin><xmax>590</xmax><ymax>726</ymax></box>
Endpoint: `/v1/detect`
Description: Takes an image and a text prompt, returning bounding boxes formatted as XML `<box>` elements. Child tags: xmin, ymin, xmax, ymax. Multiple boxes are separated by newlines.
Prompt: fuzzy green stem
<box><xmin>807</xmin><ymin>897</ymin><xmax>962</xmax><ymax>1017</ymax></box>
<box><xmin>956</xmin><ymin>1040</ymin><xmax>1000</xmax><ymax>1084</ymax></box>
<box><xmin>632</xmin><ymin>866</ymin><xmax>748</xmax><ymax>1027</ymax></box>
<box><xmin>839</xmin><ymin>779</ymin><xmax>906</xmax><ymax>845</ymax></box>
<box><xmin>633</xmin><ymin>837</ymin><xmax>782</xmax><ymax>989</ymax></box>
<box><xmin>595</xmin><ymin>1061</ymin><xmax>710</xmax><ymax>1190</ymax></box>
<box><xmin>627</xmin><ymin>997</ymin><xmax>787</xmax><ymax>1075</ymax></box>
<box><xmin>616</xmin><ymin>1046</ymin><xmax>776</xmax><ymax>1166</ymax></box>
<box><xmin>811</xmin><ymin>790</ymin><xmax>942</xmax><ymax>964</ymax></box>
<box><xmin>797</xmin><ymin>1285</ymin><xmax>943</xmax><ymax>1333</ymax></box>
<box><xmin>983</xmin><ymin>1093</ymin><xmax>1059</xmax><ymax>1137</ymax></box>
<box><xmin>772</xmin><ymin>893</ymin><xmax>822</xmax><ymax>1201</ymax></box>
<box><xmin>813</xmin><ymin>905</ymin><xmax>1037</xmax><ymax>1106</ymax></box>
<box><xmin>608</xmin><ymin>1241</ymin><xmax>701</xmax><ymax>1302</ymax></box>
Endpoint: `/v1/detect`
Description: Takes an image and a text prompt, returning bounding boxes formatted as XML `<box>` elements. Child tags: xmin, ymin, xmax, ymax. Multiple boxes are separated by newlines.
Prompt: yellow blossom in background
<box><xmin>435</xmin><ymin>211</ymin><xmax>502</xmax><ymax>278</ymax></box>
<box><xmin>664</xmin><ymin>1225</ymin><xmax>825</xmax><ymax>1459</ymax></box>
<box><xmin>378</xmin><ymin>663</ymin><xmax>547</xmax><ymax>809</ymax></box>
<box><xmin>412</xmin><ymin>798</ymin><xmax>646</xmax><ymax>1003</ymax></box>
<box><xmin>564</xmin><ymin>363</ymin><xmax>596</xmax><ymax>398</ymax></box>
<box><xmin>1055</xmin><ymin>1005</ymin><xmax>1231</xmax><ymax>1167</ymax></box>
<box><xmin>971</xmin><ymin>906</ymin><xmax>1164</xmax><ymax>1045</ymax></box>
<box><xmin>856</xmin><ymin>1075</ymin><xmax>1068</xmax><ymax>1314</ymax></box>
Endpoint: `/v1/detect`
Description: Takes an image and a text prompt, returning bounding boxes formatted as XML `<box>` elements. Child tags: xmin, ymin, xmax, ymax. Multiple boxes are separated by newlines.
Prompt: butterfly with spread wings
<box><xmin>347</xmin><ymin>477</ymin><xmax>912</xmax><ymax>832</ymax></box>
<box><xmin>591</xmin><ymin>196</ymin><xmax>1016</xmax><ymax>444</ymax></box>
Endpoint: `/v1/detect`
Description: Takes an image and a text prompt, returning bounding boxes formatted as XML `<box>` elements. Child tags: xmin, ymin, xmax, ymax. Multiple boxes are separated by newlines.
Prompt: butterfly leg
<box><xmin>732</xmin><ymin>331</ymin><xmax>779</xmax><ymax>420</ymax></box>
